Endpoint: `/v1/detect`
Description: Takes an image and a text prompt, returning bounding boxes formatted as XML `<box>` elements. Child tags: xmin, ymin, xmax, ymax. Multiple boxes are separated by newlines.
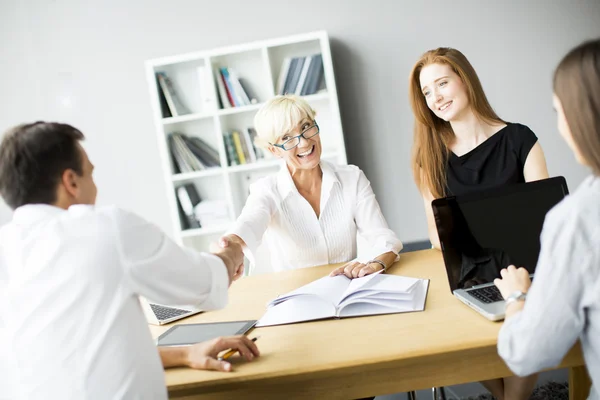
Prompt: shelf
<box><xmin>303</xmin><ymin>91</ymin><xmax>329</xmax><ymax>102</ymax></box>
<box><xmin>216</xmin><ymin>102</ymin><xmax>263</xmax><ymax>116</ymax></box>
<box><xmin>180</xmin><ymin>225</ymin><xmax>229</xmax><ymax>238</ymax></box>
<box><xmin>214</xmin><ymin>92</ymin><xmax>328</xmax><ymax>118</ymax></box>
<box><xmin>171</xmin><ymin>168</ymin><xmax>223</xmax><ymax>182</ymax></box>
<box><xmin>162</xmin><ymin>111</ymin><xmax>214</xmax><ymax>125</ymax></box>
<box><xmin>225</xmin><ymin>158</ymin><xmax>282</xmax><ymax>173</ymax></box>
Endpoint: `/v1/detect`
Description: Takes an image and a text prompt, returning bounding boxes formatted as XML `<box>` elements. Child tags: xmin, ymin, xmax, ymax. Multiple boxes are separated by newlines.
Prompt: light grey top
<box><xmin>498</xmin><ymin>175</ymin><xmax>600</xmax><ymax>400</ymax></box>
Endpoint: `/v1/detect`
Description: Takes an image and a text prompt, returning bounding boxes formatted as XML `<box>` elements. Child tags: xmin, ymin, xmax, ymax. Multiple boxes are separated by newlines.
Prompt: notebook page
<box><xmin>267</xmin><ymin>275</ymin><xmax>350</xmax><ymax>307</ymax></box>
<box><xmin>256</xmin><ymin>296</ymin><xmax>336</xmax><ymax>327</ymax></box>
<box><xmin>339</xmin><ymin>274</ymin><xmax>420</xmax><ymax>304</ymax></box>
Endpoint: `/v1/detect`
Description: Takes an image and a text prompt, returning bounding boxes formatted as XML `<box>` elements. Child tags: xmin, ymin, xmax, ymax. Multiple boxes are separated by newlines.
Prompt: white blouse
<box><xmin>227</xmin><ymin>161</ymin><xmax>403</xmax><ymax>272</ymax></box>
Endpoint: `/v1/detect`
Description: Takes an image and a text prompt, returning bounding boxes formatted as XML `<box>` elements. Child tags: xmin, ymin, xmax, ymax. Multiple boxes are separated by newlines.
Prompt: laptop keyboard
<box><xmin>149</xmin><ymin>304</ymin><xmax>191</xmax><ymax>321</ymax></box>
<box><xmin>466</xmin><ymin>285</ymin><xmax>504</xmax><ymax>304</ymax></box>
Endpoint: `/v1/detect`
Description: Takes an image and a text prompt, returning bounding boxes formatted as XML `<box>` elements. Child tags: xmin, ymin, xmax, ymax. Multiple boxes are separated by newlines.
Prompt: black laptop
<box><xmin>432</xmin><ymin>176</ymin><xmax>569</xmax><ymax>320</ymax></box>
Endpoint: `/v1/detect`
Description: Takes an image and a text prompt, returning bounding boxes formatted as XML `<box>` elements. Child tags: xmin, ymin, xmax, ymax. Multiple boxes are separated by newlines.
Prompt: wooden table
<box><xmin>150</xmin><ymin>249</ymin><xmax>590</xmax><ymax>399</ymax></box>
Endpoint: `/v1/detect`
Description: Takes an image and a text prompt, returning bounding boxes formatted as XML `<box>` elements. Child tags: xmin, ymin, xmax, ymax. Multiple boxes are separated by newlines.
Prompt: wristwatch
<box><xmin>505</xmin><ymin>291</ymin><xmax>527</xmax><ymax>308</ymax></box>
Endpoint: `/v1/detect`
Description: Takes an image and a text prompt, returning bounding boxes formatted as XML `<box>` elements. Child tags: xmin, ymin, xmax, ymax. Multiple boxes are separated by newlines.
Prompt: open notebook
<box><xmin>256</xmin><ymin>272</ymin><xmax>429</xmax><ymax>327</ymax></box>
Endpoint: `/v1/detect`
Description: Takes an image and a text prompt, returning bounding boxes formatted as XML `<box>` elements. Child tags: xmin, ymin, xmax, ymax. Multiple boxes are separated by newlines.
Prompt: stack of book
<box><xmin>215</xmin><ymin>67</ymin><xmax>258</xmax><ymax>109</ymax></box>
<box><xmin>276</xmin><ymin>54</ymin><xmax>325</xmax><ymax>96</ymax></box>
<box><xmin>193</xmin><ymin>200</ymin><xmax>230</xmax><ymax>228</ymax></box>
<box><xmin>168</xmin><ymin>133</ymin><xmax>220</xmax><ymax>174</ymax></box>
<box><xmin>222</xmin><ymin>128</ymin><xmax>265</xmax><ymax>166</ymax></box>
<box><xmin>156</xmin><ymin>72</ymin><xmax>190</xmax><ymax>118</ymax></box>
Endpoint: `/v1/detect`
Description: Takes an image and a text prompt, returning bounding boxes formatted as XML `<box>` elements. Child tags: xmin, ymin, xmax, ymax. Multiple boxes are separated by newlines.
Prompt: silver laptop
<box><xmin>432</xmin><ymin>177</ymin><xmax>569</xmax><ymax>321</ymax></box>
<box><xmin>139</xmin><ymin>297</ymin><xmax>203</xmax><ymax>325</ymax></box>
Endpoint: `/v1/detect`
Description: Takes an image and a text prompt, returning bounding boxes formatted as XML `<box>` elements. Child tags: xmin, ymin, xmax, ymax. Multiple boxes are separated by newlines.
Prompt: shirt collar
<box><xmin>12</xmin><ymin>204</ymin><xmax>92</xmax><ymax>225</ymax></box>
<box><xmin>276</xmin><ymin>160</ymin><xmax>340</xmax><ymax>203</ymax></box>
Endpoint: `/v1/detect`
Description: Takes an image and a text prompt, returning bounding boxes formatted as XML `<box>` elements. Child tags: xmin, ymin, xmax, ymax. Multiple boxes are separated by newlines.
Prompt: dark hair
<box><xmin>553</xmin><ymin>38</ymin><xmax>600</xmax><ymax>175</ymax></box>
<box><xmin>0</xmin><ymin>121</ymin><xmax>85</xmax><ymax>209</ymax></box>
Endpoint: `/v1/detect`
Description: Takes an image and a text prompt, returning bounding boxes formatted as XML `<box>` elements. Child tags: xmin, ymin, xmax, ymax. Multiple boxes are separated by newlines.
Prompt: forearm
<box><xmin>372</xmin><ymin>251</ymin><xmax>398</xmax><ymax>270</ymax></box>
<box><xmin>504</xmin><ymin>300</ymin><xmax>525</xmax><ymax>319</ymax></box>
<box><xmin>159</xmin><ymin>346</ymin><xmax>190</xmax><ymax>369</ymax></box>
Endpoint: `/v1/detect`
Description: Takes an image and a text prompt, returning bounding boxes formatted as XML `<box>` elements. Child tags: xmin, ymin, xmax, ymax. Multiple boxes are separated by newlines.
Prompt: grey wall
<box><xmin>1</xmin><ymin>0</ymin><xmax>598</xmax><ymax>242</ymax></box>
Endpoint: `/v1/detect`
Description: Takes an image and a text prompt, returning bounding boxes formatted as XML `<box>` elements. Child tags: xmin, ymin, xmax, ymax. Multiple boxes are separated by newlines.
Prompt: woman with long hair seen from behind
<box><xmin>494</xmin><ymin>38</ymin><xmax>600</xmax><ymax>400</ymax></box>
<box><xmin>409</xmin><ymin>48</ymin><xmax>549</xmax><ymax>399</ymax></box>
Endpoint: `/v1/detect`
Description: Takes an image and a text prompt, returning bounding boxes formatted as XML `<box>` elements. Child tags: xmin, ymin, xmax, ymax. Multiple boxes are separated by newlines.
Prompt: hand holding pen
<box><xmin>186</xmin><ymin>335</ymin><xmax>260</xmax><ymax>372</ymax></box>
<box><xmin>219</xmin><ymin>336</ymin><xmax>260</xmax><ymax>361</ymax></box>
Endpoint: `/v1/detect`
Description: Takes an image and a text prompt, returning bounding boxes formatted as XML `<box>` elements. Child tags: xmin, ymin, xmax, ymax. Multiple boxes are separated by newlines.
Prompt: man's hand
<box><xmin>329</xmin><ymin>260</ymin><xmax>383</xmax><ymax>278</ymax></box>
<box><xmin>493</xmin><ymin>265</ymin><xmax>532</xmax><ymax>299</ymax></box>
<box><xmin>160</xmin><ymin>335</ymin><xmax>260</xmax><ymax>372</ymax></box>
<box><xmin>186</xmin><ymin>335</ymin><xmax>260</xmax><ymax>371</ymax></box>
<box><xmin>211</xmin><ymin>235</ymin><xmax>245</xmax><ymax>284</ymax></box>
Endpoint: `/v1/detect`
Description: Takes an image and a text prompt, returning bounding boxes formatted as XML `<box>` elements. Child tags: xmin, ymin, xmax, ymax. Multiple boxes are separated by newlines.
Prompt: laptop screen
<box><xmin>432</xmin><ymin>177</ymin><xmax>569</xmax><ymax>291</ymax></box>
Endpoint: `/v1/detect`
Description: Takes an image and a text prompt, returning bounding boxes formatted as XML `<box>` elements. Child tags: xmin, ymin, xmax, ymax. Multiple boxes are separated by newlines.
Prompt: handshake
<box><xmin>210</xmin><ymin>234</ymin><xmax>247</xmax><ymax>285</ymax></box>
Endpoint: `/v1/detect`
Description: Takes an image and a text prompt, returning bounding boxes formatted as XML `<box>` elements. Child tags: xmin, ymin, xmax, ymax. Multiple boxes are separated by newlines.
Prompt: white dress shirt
<box><xmin>497</xmin><ymin>175</ymin><xmax>600</xmax><ymax>400</ymax></box>
<box><xmin>227</xmin><ymin>161</ymin><xmax>402</xmax><ymax>271</ymax></box>
<box><xmin>0</xmin><ymin>204</ymin><xmax>229</xmax><ymax>400</ymax></box>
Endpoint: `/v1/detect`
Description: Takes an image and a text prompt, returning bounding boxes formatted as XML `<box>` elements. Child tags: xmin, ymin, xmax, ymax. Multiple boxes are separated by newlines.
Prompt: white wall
<box><xmin>0</xmin><ymin>0</ymin><xmax>598</xmax><ymax>243</ymax></box>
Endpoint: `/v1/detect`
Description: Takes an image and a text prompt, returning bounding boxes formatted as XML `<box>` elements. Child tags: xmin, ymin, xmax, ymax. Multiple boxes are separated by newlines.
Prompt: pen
<box><xmin>218</xmin><ymin>336</ymin><xmax>260</xmax><ymax>361</ymax></box>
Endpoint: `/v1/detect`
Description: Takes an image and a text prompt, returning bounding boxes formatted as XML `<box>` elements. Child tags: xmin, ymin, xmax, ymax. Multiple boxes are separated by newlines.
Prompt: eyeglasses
<box><xmin>270</xmin><ymin>123</ymin><xmax>320</xmax><ymax>151</ymax></box>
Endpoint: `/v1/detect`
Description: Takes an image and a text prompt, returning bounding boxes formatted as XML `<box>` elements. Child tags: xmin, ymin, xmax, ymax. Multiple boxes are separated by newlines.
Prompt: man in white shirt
<box><xmin>0</xmin><ymin>122</ymin><xmax>258</xmax><ymax>400</ymax></box>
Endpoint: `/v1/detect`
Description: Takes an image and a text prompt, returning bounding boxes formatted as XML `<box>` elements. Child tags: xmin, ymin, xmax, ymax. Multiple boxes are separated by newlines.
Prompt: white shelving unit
<box><xmin>145</xmin><ymin>31</ymin><xmax>348</xmax><ymax>269</ymax></box>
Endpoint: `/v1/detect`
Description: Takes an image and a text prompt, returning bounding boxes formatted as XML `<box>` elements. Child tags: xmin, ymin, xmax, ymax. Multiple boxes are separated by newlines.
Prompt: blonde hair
<box><xmin>408</xmin><ymin>47</ymin><xmax>504</xmax><ymax>198</ymax></box>
<box><xmin>253</xmin><ymin>95</ymin><xmax>316</xmax><ymax>149</ymax></box>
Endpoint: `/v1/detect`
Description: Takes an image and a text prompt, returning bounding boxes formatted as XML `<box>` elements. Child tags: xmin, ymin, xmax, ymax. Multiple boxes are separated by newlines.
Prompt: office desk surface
<box><xmin>150</xmin><ymin>249</ymin><xmax>588</xmax><ymax>400</ymax></box>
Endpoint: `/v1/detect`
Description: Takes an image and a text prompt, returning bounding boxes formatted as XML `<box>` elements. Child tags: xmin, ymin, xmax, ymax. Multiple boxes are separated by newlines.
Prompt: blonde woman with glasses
<box><xmin>219</xmin><ymin>94</ymin><xmax>402</xmax><ymax>279</ymax></box>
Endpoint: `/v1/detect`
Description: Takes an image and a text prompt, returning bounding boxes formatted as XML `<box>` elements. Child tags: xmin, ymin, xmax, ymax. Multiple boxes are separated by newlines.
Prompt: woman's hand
<box><xmin>218</xmin><ymin>234</ymin><xmax>246</xmax><ymax>281</ymax></box>
<box><xmin>186</xmin><ymin>335</ymin><xmax>260</xmax><ymax>372</ymax></box>
<box><xmin>493</xmin><ymin>265</ymin><xmax>532</xmax><ymax>299</ymax></box>
<box><xmin>329</xmin><ymin>260</ymin><xmax>383</xmax><ymax>278</ymax></box>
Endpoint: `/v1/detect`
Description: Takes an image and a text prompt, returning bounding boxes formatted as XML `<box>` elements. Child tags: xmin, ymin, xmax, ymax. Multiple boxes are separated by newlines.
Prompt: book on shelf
<box><xmin>285</xmin><ymin>57</ymin><xmax>305</xmax><ymax>96</ymax></box>
<box><xmin>156</xmin><ymin>75</ymin><xmax>172</xmax><ymax>118</ymax></box>
<box><xmin>217</xmin><ymin>67</ymin><xmax>255</xmax><ymax>108</ymax></box>
<box><xmin>246</xmin><ymin>128</ymin><xmax>266</xmax><ymax>160</ymax></box>
<box><xmin>256</xmin><ymin>271</ymin><xmax>430</xmax><ymax>327</ymax></box>
<box><xmin>181</xmin><ymin>136</ymin><xmax>220</xmax><ymax>168</ymax></box>
<box><xmin>231</xmin><ymin>131</ymin><xmax>247</xmax><ymax>164</ymax></box>
<box><xmin>172</xmin><ymin>134</ymin><xmax>205</xmax><ymax>172</ymax></box>
<box><xmin>301</xmin><ymin>54</ymin><xmax>323</xmax><ymax>96</ymax></box>
<box><xmin>156</xmin><ymin>72</ymin><xmax>190</xmax><ymax>117</ymax></box>
<box><xmin>176</xmin><ymin>183</ymin><xmax>202</xmax><ymax>230</ymax></box>
<box><xmin>223</xmin><ymin>128</ymin><xmax>265</xmax><ymax>166</ymax></box>
<box><xmin>277</xmin><ymin>54</ymin><xmax>325</xmax><ymax>96</ymax></box>
<box><xmin>168</xmin><ymin>133</ymin><xmax>220</xmax><ymax>173</ymax></box>
<box><xmin>219</xmin><ymin>67</ymin><xmax>239</xmax><ymax>107</ymax></box>
<box><xmin>241</xmin><ymin>129</ymin><xmax>257</xmax><ymax>163</ymax></box>
<box><xmin>214</xmin><ymin>67</ymin><xmax>232</xmax><ymax>109</ymax></box>
<box><xmin>238</xmin><ymin>78</ymin><xmax>258</xmax><ymax>104</ymax></box>
<box><xmin>196</xmin><ymin>66</ymin><xmax>217</xmax><ymax>112</ymax></box>
<box><xmin>294</xmin><ymin>55</ymin><xmax>312</xmax><ymax>95</ymax></box>
<box><xmin>227</xmin><ymin>68</ymin><xmax>251</xmax><ymax>106</ymax></box>
<box><xmin>276</xmin><ymin>57</ymin><xmax>293</xmax><ymax>96</ymax></box>
<box><xmin>222</xmin><ymin>131</ymin><xmax>239</xmax><ymax>166</ymax></box>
